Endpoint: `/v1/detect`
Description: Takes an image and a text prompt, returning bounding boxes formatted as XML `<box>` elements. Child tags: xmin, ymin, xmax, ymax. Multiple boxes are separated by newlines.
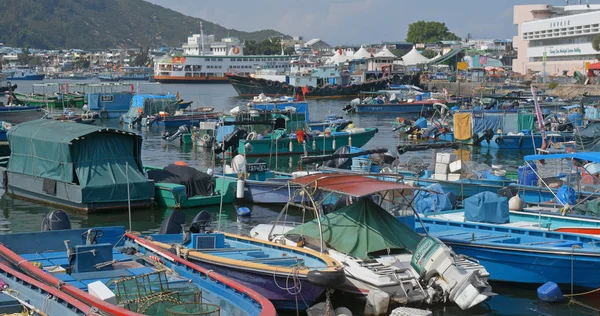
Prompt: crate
<box><xmin>434</xmin><ymin>163</ymin><xmax>449</xmax><ymax>175</ymax></box>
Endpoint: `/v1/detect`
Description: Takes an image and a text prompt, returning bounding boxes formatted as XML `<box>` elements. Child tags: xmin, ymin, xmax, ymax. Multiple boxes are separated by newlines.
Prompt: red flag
<box><xmin>301</xmin><ymin>86</ymin><xmax>309</xmax><ymax>95</ymax></box>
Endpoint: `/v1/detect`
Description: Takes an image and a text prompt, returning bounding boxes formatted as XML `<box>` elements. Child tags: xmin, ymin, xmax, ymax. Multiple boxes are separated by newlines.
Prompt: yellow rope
<box><xmin>564</xmin><ymin>286</ymin><xmax>600</xmax><ymax>297</ymax></box>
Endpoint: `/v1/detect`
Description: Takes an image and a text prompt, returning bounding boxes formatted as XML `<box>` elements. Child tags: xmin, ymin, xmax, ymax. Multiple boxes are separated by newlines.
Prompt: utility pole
<box><xmin>542</xmin><ymin>47</ymin><xmax>547</xmax><ymax>83</ymax></box>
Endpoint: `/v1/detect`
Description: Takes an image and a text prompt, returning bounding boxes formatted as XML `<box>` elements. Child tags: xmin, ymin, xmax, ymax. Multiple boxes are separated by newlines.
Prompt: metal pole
<box><xmin>543</xmin><ymin>47</ymin><xmax>547</xmax><ymax>84</ymax></box>
<box><xmin>126</xmin><ymin>161</ymin><xmax>132</xmax><ymax>231</ymax></box>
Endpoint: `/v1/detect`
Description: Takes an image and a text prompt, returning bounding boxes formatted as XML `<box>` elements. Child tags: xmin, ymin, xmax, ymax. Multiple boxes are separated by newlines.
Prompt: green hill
<box><xmin>0</xmin><ymin>0</ymin><xmax>288</xmax><ymax>49</ymax></box>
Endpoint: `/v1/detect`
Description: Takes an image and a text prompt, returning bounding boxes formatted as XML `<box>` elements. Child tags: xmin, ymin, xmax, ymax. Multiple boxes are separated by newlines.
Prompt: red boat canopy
<box><xmin>292</xmin><ymin>173</ymin><xmax>418</xmax><ymax>197</ymax></box>
<box><xmin>589</xmin><ymin>62</ymin><xmax>600</xmax><ymax>71</ymax></box>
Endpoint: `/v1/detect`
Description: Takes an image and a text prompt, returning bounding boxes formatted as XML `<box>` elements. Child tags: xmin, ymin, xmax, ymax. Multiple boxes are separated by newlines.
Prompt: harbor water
<box><xmin>5</xmin><ymin>80</ymin><xmax>597</xmax><ymax>316</ymax></box>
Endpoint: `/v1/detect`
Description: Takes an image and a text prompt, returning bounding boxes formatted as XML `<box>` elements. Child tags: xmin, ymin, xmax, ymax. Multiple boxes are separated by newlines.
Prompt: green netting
<box><xmin>287</xmin><ymin>198</ymin><xmax>423</xmax><ymax>260</ymax></box>
<box><xmin>166</xmin><ymin>303</ymin><xmax>220</xmax><ymax>316</ymax></box>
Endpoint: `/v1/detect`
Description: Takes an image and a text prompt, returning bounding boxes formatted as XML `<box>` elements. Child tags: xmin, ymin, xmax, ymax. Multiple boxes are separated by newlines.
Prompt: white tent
<box><xmin>327</xmin><ymin>50</ymin><xmax>351</xmax><ymax>65</ymax></box>
<box><xmin>374</xmin><ymin>46</ymin><xmax>396</xmax><ymax>58</ymax></box>
<box><xmin>353</xmin><ymin>45</ymin><xmax>371</xmax><ymax>60</ymax></box>
<box><xmin>401</xmin><ymin>46</ymin><xmax>430</xmax><ymax>66</ymax></box>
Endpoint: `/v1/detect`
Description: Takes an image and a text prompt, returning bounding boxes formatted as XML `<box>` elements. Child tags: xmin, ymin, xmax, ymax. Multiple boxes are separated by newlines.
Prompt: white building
<box><xmin>182</xmin><ymin>34</ymin><xmax>244</xmax><ymax>56</ymax></box>
<box><xmin>513</xmin><ymin>4</ymin><xmax>600</xmax><ymax>74</ymax></box>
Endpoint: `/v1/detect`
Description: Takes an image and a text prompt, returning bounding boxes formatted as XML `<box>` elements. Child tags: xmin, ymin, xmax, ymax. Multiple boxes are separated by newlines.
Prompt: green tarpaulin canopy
<box><xmin>518</xmin><ymin>113</ymin><xmax>535</xmax><ymax>132</ymax></box>
<box><xmin>7</xmin><ymin>120</ymin><xmax>153</xmax><ymax>203</ymax></box>
<box><xmin>287</xmin><ymin>198</ymin><xmax>422</xmax><ymax>260</ymax></box>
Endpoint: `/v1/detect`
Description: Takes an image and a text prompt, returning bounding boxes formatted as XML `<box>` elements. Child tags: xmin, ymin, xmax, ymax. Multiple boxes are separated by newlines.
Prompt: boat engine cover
<box><xmin>41</xmin><ymin>210</ymin><xmax>72</xmax><ymax>231</ymax></box>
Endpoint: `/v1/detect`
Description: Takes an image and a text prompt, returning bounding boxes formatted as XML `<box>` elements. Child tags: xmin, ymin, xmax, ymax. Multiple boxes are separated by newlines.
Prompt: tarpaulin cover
<box><xmin>287</xmin><ymin>198</ymin><xmax>423</xmax><ymax>259</ymax></box>
<box><xmin>147</xmin><ymin>165</ymin><xmax>215</xmax><ymax>198</ymax></box>
<box><xmin>7</xmin><ymin>120</ymin><xmax>153</xmax><ymax>202</ymax></box>
<box><xmin>518</xmin><ymin>113</ymin><xmax>535</xmax><ymax>132</ymax></box>
<box><xmin>575</xmin><ymin>122</ymin><xmax>600</xmax><ymax>152</ymax></box>
<box><xmin>473</xmin><ymin>113</ymin><xmax>503</xmax><ymax>134</ymax></box>
<box><xmin>503</xmin><ymin>113</ymin><xmax>519</xmax><ymax>134</ymax></box>
<box><xmin>251</xmin><ymin>101</ymin><xmax>310</xmax><ymax>123</ymax></box>
<box><xmin>464</xmin><ymin>191</ymin><xmax>509</xmax><ymax>224</ymax></box>
<box><xmin>413</xmin><ymin>183</ymin><xmax>453</xmax><ymax>214</ymax></box>
<box><xmin>453</xmin><ymin>113</ymin><xmax>472</xmax><ymax>140</ymax></box>
<box><xmin>123</xmin><ymin>94</ymin><xmax>177</xmax><ymax>121</ymax></box>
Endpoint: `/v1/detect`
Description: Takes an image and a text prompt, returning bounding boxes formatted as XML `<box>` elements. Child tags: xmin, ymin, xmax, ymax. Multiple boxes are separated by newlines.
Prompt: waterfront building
<box><xmin>513</xmin><ymin>3</ymin><xmax>600</xmax><ymax>74</ymax></box>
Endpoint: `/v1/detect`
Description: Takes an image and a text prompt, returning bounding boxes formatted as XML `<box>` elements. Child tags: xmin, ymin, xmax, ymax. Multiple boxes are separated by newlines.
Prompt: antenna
<box><xmin>200</xmin><ymin>22</ymin><xmax>205</xmax><ymax>56</ymax></box>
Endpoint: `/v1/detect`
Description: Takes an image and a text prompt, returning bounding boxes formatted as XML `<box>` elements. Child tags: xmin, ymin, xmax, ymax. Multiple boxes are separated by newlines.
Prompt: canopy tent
<box><xmin>374</xmin><ymin>46</ymin><xmax>396</xmax><ymax>58</ymax></box>
<box><xmin>286</xmin><ymin>198</ymin><xmax>423</xmax><ymax>260</ymax></box>
<box><xmin>327</xmin><ymin>50</ymin><xmax>351</xmax><ymax>65</ymax></box>
<box><xmin>401</xmin><ymin>47</ymin><xmax>430</xmax><ymax>66</ymax></box>
<box><xmin>353</xmin><ymin>45</ymin><xmax>372</xmax><ymax>60</ymax></box>
<box><xmin>7</xmin><ymin>120</ymin><xmax>153</xmax><ymax>203</ymax></box>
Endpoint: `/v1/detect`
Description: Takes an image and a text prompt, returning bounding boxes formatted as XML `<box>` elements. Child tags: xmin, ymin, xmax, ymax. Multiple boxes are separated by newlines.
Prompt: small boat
<box><xmin>2</xmin><ymin>66</ymin><xmax>45</xmax><ymax>80</ymax></box>
<box><xmin>0</xmin><ymin>103</ymin><xmax>44</xmax><ymax>124</ymax></box>
<box><xmin>86</xmin><ymin>83</ymin><xmax>136</xmax><ymax>119</ymax></box>
<box><xmin>146</xmin><ymin>164</ymin><xmax>235</xmax><ymax>209</ymax></box>
<box><xmin>121</xmin><ymin>94</ymin><xmax>209</xmax><ymax>127</ymax></box>
<box><xmin>1</xmin><ymin>120</ymin><xmax>155</xmax><ymax>212</ymax></box>
<box><xmin>251</xmin><ymin>173</ymin><xmax>493</xmax><ymax>313</ymax></box>
<box><xmin>146</xmin><ymin>209</ymin><xmax>345</xmax><ymax>310</ymax></box>
<box><xmin>344</xmin><ymin>90</ymin><xmax>441</xmax><ymax>115</ymax></box>
<box><xmin>0</xmin><ymin>212</ymin><xmax>275</xmax><ymax>316</ymax></box>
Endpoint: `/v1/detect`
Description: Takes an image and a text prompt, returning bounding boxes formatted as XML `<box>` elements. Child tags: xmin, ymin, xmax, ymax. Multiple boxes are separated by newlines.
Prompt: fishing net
<box><xmin>165</xmin><ymin>303</ymin><xmax>220</xmax><ymax>316</ymax></box>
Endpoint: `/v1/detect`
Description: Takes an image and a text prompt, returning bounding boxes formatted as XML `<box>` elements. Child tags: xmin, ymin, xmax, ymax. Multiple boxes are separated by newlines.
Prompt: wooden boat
<box><xmin>147</xmin><ymin>209</ymin><xmax>345</xmax><ymax>310</ymax></box>
<box><xmin>251</xmin><ymin>173</ymin><xmax>493</xmax><ymax>313</ymax></box>
<box><xmin>146</xmin><ymin>164</ymin><xmax>236</xmax><ymax>208</ymax></box>
<box><xmin>0</xmin><ymin>223</ymin><xmax>275</xmax><ymax>316</ymax></box>
<box><xmin>1</xmin><ymin>120</ymin><xmax>155</xmax><ymax>212</ymax></box>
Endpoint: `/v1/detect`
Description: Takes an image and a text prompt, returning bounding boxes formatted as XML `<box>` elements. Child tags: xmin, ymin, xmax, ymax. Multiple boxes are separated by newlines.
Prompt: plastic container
<box><xmin>537</xmin><ymin>281</ymin><xmax>564</xmax><ymax>303</ymax></box>
<box><xmin>352</xmin><ymin>158</ymin><xmax>372</xmax><ymax>173</ymax></box>
<box><xmin>414</xmin><ymin>117</ymin><xmax>428</xmax><ymax>129</ymax></box>
<box><xmin>518</xmin><ymin>163</ymin><xmax>538</xmax><ymax>186</ymax></box>
<box><xmin>415</xmin><ymin>94</ymin><xmax>423</xmax><ymax>101</ymax></box>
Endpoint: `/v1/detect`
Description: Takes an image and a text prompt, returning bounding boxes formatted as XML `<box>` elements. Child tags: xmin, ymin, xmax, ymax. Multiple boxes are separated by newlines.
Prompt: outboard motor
<box><xmin>163</xmin><ymin>124</ymin><xmax>191</xmax><ymax>142</ymax></box>
<box><xmin>189</xmin><ymin>210</ymin><xmax>212</xmax><ymax>234</ymax></box>
<box><xmin>214</xmin><ymin>128</ymin><xmax>247</xmax><ymax>154</ymax></box>
<box><xmin>41</xmin><ymin>210</ymin><xmax>72</xmax><ymax>231</ymax></box>
<box><xmin>158</xmin><ymin>209</ymin><xmax>186</xmax><ymax>234</ymax></box>
<box><xmin>482</xmin><ymin>128</ymin><xmax>494</xmax><ymax>144</ymax></box>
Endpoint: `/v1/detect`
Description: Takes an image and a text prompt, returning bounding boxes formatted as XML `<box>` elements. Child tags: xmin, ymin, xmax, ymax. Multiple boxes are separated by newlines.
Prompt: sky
<box><xmin>145</xmin><ymin>0</ymin><xmax>588</xmax><ymax>45</ymax></box>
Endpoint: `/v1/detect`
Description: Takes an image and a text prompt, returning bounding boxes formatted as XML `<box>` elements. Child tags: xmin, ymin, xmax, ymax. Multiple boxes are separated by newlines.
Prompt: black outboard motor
<box><xmin>189</xmin><ymin>210</ymin><xmax>212</xmax><ymax>234</ymax></box>
<box><xmin>497</xmin><ymin>186</ymin><xmax>519</xmax><ymax>199</ymax></box>
<box><xmin>158</xmin><ymin>209</ymin><xmax>186</xmax><ymax>234</ymax></box>
<box><xmin>163</xmin><ymin>124</ymin><xmax>191</xmax><ymax>142</ymax></box>
<box><xmin>214</xmin><ymin>128</ymin><xmax>247</xmax><ymax>154</ymax></box>
<box><xmin>41</xmin><ymin>210</ymin><xmax>72</xmax><ymax>231</ymax></box>
<box><xmin>482</xmin><ymin>128</ymin><xmax>495</xmax><ymax>144</ymax></box>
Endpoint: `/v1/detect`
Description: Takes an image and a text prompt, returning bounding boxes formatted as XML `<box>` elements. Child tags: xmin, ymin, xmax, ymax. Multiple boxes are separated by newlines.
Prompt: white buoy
<box><xmin>332</xmin><ymin>138</ymin><xmax>336</xmax><ymax>150</ymax></box>
<box><xmin>289</xmin><ymin>139</ymin><xmax>293</xmax><ymax>152</ymax></box>
<box><xmin>335</xmin><ymin>307</ymin><xmax>353</xmax><ymax>316</ymax></box>
<box><xmin>364</xmin><ymin>289</ymin><xmax>389</xmax><ymax>316</ymax></box>
<box><xmin>236</xmin><ymin>179</ymin><xmax>245</xmax><ymax>199</ymax></box>
<box><xmin>509</xmin><ymin>194</ymin><xmax>523</xmax><ymax>211</ymax></box>
<box><xmin>312</xmin><ymin>139</ymin><xmax>316</xmax><ymax>150</ymax></box>
<box><xmin>389</xmin><ymin>306</ymin><xmax>432</xmax><ymax>316</ymax></box>
<box><xmin>348</xmin><ymin>134</ymin><xmax>352</xmax><ymax>147</ymax></box>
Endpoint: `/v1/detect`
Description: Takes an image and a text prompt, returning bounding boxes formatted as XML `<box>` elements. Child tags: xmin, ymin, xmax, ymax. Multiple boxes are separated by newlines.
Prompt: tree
<box><xmin>421</xmin><ymin>49</ymin><xmax>437</xmax><ymax>59</ymax></box>
<box><xmin>389</xmin><ymin>48</ymin><xmax>410</xmax><ymax>58</ymax></box>
<box><xmin>406</xmin><ymin>21</ymin><xmax>461</xmax><ymax>44</ymax></box>
<box><xmin>17</xmin><ymin>48</ymin><xmax>31</xmax><ymax>65</ymax></box>
<box><xmin>132</xmin><ymin>46</ymin><xmax>150</xmax><ymax>66</ymax></box>
<box><xmin>593</xmin><ymin>34</ymin><xmax>600</xmax><ymax>61</ymax></box>
<box><xmin>74</xmin><ymin>58</ymin><xmax>90</xmax><ymax>69</ymax></box>
<box><xmin>243</xmin><ymin>38</ymin><xmax>284</xmax><ymax>55</ymax></box>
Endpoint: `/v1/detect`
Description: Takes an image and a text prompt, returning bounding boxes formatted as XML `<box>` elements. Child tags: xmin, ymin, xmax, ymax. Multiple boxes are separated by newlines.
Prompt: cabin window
<box><xmin>185</xmin><ymin>72</ymin><xmax>192</xmax><ymax>77</ymax></box>
<box><xmin>101</xmin><ymin>95</ymin><xmax>114</xmax><ymax>102</ymax></box>
<box><xmin>218</xmin><ymin>58</ymin><xmax>223</xmax><ymax>61</ymax></box>
<box><xmin>193</xmin><ymin>73</ymin><xmax>200</xmax><ymax>77</ymax></box>
<box><xmin>184</xmin><ymin>65</ymin><xmax>191</xmax><ymax>71</ymax></box>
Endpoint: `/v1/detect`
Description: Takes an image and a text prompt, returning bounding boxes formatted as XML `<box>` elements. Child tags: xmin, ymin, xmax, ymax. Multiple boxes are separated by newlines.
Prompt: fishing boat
<box><xmin>147</xmin><ymin>209</ymin><xmax>345</xmax><ymax>310</ymax></box>
<box><xmin>343</xmin><ymin>90</ymin><xmax>442</xmax><ymax>115</ymax></box>
<box><xmin>0</xmin><ymin>120</ymin><xmax>155</xmax><ymax>212</ymax></box>
<box><xmin>86</xmin><ymin>83</ymin><xmax>136</xmax><ymax>119</ymax></box>
<box><xmin>251</xmin><ymin>173</ymin><xmax>493</xmax><ymax>313</ymax></box>
<box><xmin>0</xmin><ymin>215</ymin><xmax>275</xmax><ymax>316</ymax></box>
<box><xmin>2</xmin><ymin>66</ymin><xmax>45</xmax><ymax>80</ymax></box>
<box><xmin>121</xmin><ymin>94</ymin><xmax>211</xmax><ymax>127</ymax></box>
<box><xmin>0</xmin><ymin>103</ymin><xmax>44</xmax><ymax>124</ymax></box>
<box><xmin>417</xmin><ymin>194</ymin><xmax>600</xmax><ymax>290</ymax></box>
<box><xmin>120</xmin><ymin>66</ymin><xmax>153</xmax><ymax>81</ymax></box>
<box><xmin>146</xmin><ymin>164</ymin><xmax>236</xmax><ymax>209</ymax></box>
<box><xmin>0</xmin><ymin>261</ymin><xmax>98</xmax><ymax>315</ymax></box>
<box><xmin>10</xmin><ymin>83</ymin><xmax>85</xmax><ymax>108</ymax></box>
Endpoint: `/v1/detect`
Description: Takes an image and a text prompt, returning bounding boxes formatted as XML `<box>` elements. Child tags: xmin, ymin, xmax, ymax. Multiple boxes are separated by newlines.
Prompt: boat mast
<box><xmin>200</xmin><ymin>22</ymin><xmax>205</xmax><ymax>56</ymax></box>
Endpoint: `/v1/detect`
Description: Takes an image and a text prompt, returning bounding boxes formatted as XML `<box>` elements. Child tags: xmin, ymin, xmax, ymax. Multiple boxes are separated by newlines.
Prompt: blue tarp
<box><xmin>252</xmin><ymin>101</ymin><xmax>310</xmax><ymax>123</ymax></box>
<box><xmin>414</xmin><ymin>184</ymin><xmax>453</xmax><ymax>214</ymax></box>
<box><xmin>464</xmin><ymin>192</ymin><xmax>509</xmax><ymax>224</ymax></box>
<box><xmin>130</xmin><ymin>94</ymin><xmax>176</xmax><ymax>108</ymax></box>
<box><xmin>473</xmin><ymin>114</ymin><xmax>503</xmax><ymax>134</ymax></box>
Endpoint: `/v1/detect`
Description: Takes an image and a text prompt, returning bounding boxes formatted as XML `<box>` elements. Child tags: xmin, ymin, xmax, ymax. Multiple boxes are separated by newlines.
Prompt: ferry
<box><xmin>2</xmin><ymin>66</ymin><xmax>45</xmax><ymax>80</ymax></box>
<box><xmin>154</xmin><ymin>28</ymin><xmax>296</xmax><ymax>84</ymax></box>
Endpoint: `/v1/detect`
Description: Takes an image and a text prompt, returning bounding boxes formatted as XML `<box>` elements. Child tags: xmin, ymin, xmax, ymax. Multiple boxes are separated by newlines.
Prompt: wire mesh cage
<box><xmin>165</xmin><ymin>303</ymin><xmax>220</xmax><ymax>316</ymax></box>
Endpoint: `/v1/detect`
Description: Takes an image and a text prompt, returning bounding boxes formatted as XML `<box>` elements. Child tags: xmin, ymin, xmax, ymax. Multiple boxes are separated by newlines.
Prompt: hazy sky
<box><xmin>145</xmin><ymin>0</ymin><xmax>582</xmax><ymax>45</ymax></box>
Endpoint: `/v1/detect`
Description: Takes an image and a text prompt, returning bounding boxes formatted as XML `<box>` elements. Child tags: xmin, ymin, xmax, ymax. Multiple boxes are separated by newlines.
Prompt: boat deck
<box><xmin>422</xmin><ymin>212</ymin><xmax>546</xmax><ymax>230</ymax></box>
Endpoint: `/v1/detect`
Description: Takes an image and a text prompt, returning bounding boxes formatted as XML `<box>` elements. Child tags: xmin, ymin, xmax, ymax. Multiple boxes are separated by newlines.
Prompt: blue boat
<box><xmin>86</xmin><ymin>83</ymin><xmax>135</xmax><ymax>119</ymax></box>
<box><xmin>146</xmin><ymin>210</ymin><xmax>345</xmax><ymax>310</ymax></box>
<box><xmin>3</xmin><ymin>67</ymin><xmax>45</xmax><ymax>80</ymax></box>
<box><xmin>0</xmin><ymin>220</ymin><xmax>275</xmax><ymax>316</ymax></box>
<box><xmin>413</xmin><ymin>192</ymin><xmax>600</xmax><ymax>290</ymax></box>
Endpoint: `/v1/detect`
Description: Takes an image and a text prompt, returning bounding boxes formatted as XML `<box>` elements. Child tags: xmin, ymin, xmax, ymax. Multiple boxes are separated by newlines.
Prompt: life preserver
<box><xmin>137</xmin><ymin>108</ymin><xmax>143</xmax><ymax>114</ymax></box>
<box><xmin>232</xmin><ymin>46</ymin><xmax>241</xmax><ymax>55</ymax></box>
<box><xmin>495</xmin><ymin>137</ymin><xmax>504</xmax><ymax>145</ymax></box>
<box><xmin>246</xmin><ymin>131</ymin><xmax>258</xmax><ymax>140</ymax></box>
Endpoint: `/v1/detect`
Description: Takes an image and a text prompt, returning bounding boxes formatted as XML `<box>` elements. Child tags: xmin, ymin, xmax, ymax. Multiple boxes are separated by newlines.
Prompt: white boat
<box><xmin>250</xmin><ymin>173</ymin><xmax>493</xmax><ymax>314</ymax></box>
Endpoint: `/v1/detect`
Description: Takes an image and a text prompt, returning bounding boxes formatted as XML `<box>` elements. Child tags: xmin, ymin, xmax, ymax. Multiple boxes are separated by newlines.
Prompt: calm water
<box><xmin>8</xmin><ymin>79</ymin><xmax>597</xmax><ymax>316</ymax></box>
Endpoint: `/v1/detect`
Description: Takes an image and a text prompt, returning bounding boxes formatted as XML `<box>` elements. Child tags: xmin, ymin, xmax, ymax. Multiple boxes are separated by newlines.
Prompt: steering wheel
<box><xmin>81</xmin><ymin>229</ymin><xmax>104</xmax><ymax>245</ymax></box>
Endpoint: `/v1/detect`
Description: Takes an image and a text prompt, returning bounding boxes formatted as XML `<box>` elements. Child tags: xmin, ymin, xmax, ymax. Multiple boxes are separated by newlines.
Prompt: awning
<box><xmin>292</xmin><ymin>173</ymin><xmax>418</xmax><ymax>197</ymax></box>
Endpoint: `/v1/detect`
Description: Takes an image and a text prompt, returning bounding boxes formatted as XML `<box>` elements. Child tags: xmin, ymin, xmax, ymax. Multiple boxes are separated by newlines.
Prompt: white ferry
<box><xmin>154</xmin><ymin>30</ymin><xmax>296</xmax><ymax>84</ymax></box>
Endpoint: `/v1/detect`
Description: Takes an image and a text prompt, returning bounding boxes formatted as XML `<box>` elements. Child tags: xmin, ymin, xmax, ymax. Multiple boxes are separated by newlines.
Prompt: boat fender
<box><xmin>495</xmin><ymin>137</ymin><xmax>504</xmax><ymax>145</ymax></box>
<box><xmin>306</xmin><ymin>269</ymin><xmax>346</xmax><ymax>288</ymax></box>
<box><xmin>244</xmin><ymin>143</ymin><xmax>254</xmax><ymax>153</ymax></box>
<box><xmin>266</xmin><ymin>80</ymin><xmax>273</xmax><ymax>86</ymax></box>
<box><xmin>537</xmin><ymin>282</ymin><xmax>564</xmax><ymax>303</ymax></box>
<box><xmin>273</xmin><ymin>81</ymin><xmax>281</xmax><ymax>88</ymax></box>
<box><xmin>236</xmin><ymin>180</ymin><xmax>245</xmax><ymax>199</ymax></box>
<box><xmin>2</xmin><ymin>170</ymin><xmax>7</xmax><ymax>190</ymax></box>
<box><xmin>509</xmin><ymin>194</ymin><xmax>523</xmax><ymax>211</ymax></box>
<box><xmin>334</xmin><ymin>307</ymin><xmax>353</xmax><ymax>316</ymax></box>
<box><xmin>518</xmin><ymin>137</ymin><xmax>523</xmax><ymax>147</ymax></box>
<box><xmin>337</xmin><ymin>86</ymin><xmax>344</xmax><ymax>92</ymax></box>
<box><xmin>308</xmin><ymin>86</ymin><xmax>314</xmax><ymax>93</ymax></box>
<box><xmin>202</xmin><ymin>134</ymin><xmax>213</xmax><ymax>142</ymax></box>
<box><xmin>236</xmin><ymin>206</ymin><xmax>251</xmax><ymax>217</ymax></box>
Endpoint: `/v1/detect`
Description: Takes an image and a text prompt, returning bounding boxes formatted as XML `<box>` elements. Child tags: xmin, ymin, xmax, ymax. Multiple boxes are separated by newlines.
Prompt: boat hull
<box><xmin>155</xmin><ymin>75</ymin><xmax>230</xmax><ymax>84</ymax></box>
<box><xmin>0</xmin><ymin>106</ymin><xmax>44</xmax><ymax>124</ymax></box>
<box><xmin>439</xmin><ymin>133</ymin><xmax>573</xmax><ymax>150</ymax></box>
<box><xmin>354</xmin><ymin>102</ymin><xmax>435</xmax><ymax>115</ymax></box>
<box><xmin>242</xmin><ymin>178</ymin><xmax>303</xmax><ymax>204</ymax></box>
<box><xmin>227</xmin><ymin>74</ymin><xmax>389</xmax><ymax>99</ymax></box>
<box><xmin>153</xmin><ymin>177</ymin><xmax>236</xmax><ymax>208</ymax></box>
<box><xmin>413</xmin><ymin>177</ymin><xmax>515</xmax><ymax>198</ymax></box>
<box><xmin>239</xmin><ymin>128</ymin><xmax>378</xmax><ymax>157</ymax></box>
<box><xmin>6</xmin><ymin>74</ymin><xmax>45</xmax><ymax>80</ymax></box>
